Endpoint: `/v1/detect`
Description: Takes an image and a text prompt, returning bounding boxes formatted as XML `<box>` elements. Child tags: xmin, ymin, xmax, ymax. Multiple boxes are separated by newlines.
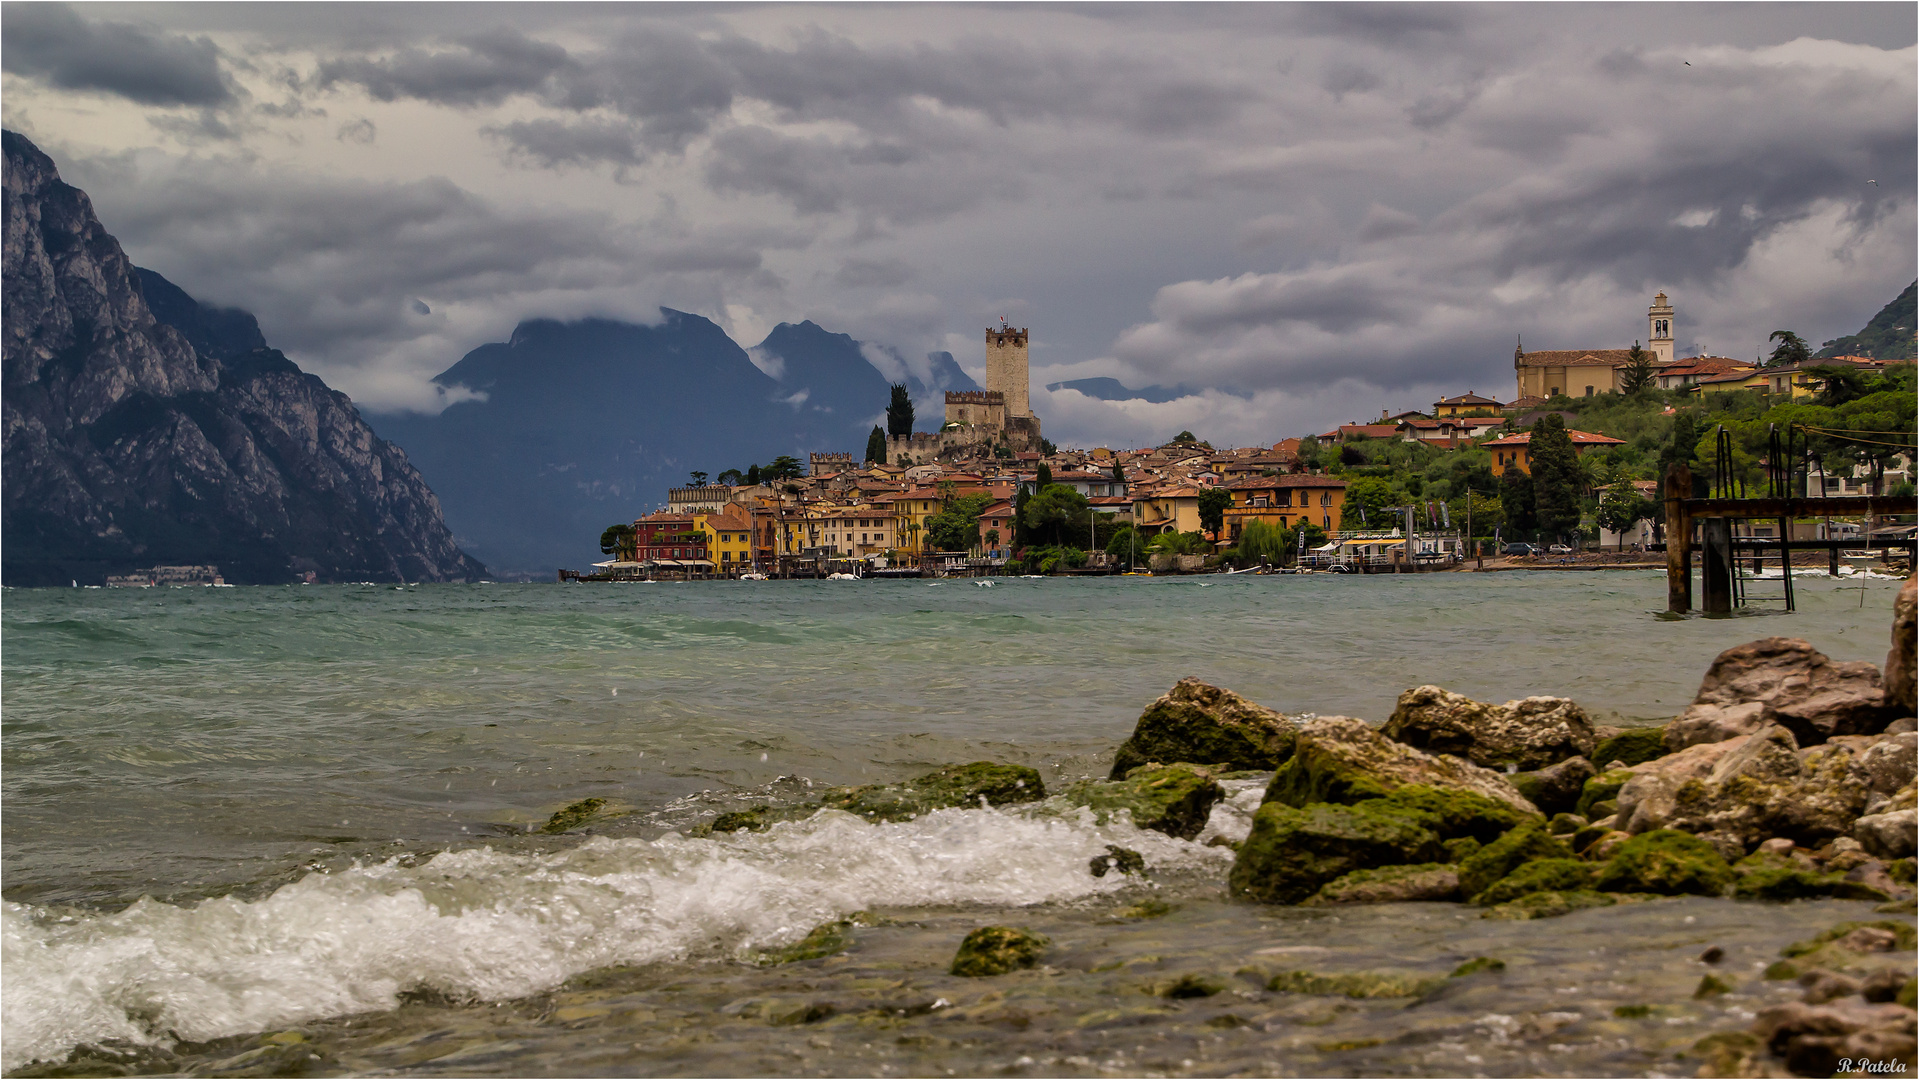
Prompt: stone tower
<box><xmin>985</xmin><ymin>324</ymin><xmax>1031</xmax><ymax>418</ymax></box>
<box><xmin>1648</xmin><ymin>291</ymin><xmax>1675</xmax><ymax>365</ymax></box>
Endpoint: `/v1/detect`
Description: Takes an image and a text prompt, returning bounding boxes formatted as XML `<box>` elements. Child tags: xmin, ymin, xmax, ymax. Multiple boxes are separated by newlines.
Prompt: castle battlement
<box><xmin>944</xmin><ymin>390</ymin><xmax>1005</xmax><ymax>405</ymax></box>
<box><xmin>987</xmin><ymin>327</ymin><xmax>1029</xmax><ymax>347</ymax></box>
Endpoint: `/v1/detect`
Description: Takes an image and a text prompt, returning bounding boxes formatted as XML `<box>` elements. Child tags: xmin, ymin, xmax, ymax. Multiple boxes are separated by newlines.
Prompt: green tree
<box><xmin>599</xmin><ymin>523</ymin><xmax>636</xmax><ymax>560</ymax></box>
<box><xmin>1111</xmin><ymin>461</ymin><xmax>1125</xmax><ymax>484</ymax></box>
<box><xmin>886</xmin><ymin>384</ymin><xmax>915</xmax><ymax>437</ymax></box>
<box><xmin>1595</xmin><ymin>477</ymin><xmax>1654</xmax><ymax>550</ymax></box>
<box><xmin>1529</xmin><ymin>413</ymin><xmax>1583</xmax><ymax>540</ymax></box>
<box><xmin>1620</xmin><ymin>342</ymin><xmax>1656</xmax><ymax>395</ymax></box>
<box><xmin>716</xmin><ymin>469</ymin><xmax>743</xmax><ymax>486</ymax></box>
<box><xmin>1234</xmin><ymin>520</ymin><xmax>1288</xmax><ymax>566</ymax></box>
<box><xmin>925</xmin><ymin>493</ymin><xmax>994</xmax><ymax>551</ymax></box>
<box><xmin>1766</xmin><ymin>329</ymin><xmax>1811</xmax><ymax>368</ymax></box>
<box><xmin>1338</xmin><ymin>443</ymin><xmax>1365</xmax><ymax>467</ymax></box>
<box><xmin>1104</xmin><ymin>524</ymin><xmax>1140</xmax><ymax>565</ymax></box>
<box><xmin>1146</xmin><ymin>530</ymin><xmax>1208</xmax><ymax>556</ymax></box>
<box><xmin>766</xmin><ymin>455</ymin><xmax>805</xmax><ymax>480</ymax></box>
<box><xmin>1197</xmin><ymin>487</ymin><xmax>1233</xmax><ymax>538</ymax></box>
<box><xmin>744</xmin><ymin>464</ymin><xmax>763</xmax><ymax>485</ymax></box>
<box><xmin>1499</xmin><ymin>466</ymin><xmax>1536</xmax><ymax>536</ymax></box>
<box><xmin>688</xmin><ymin>471</ymin><xmax>709</xmax><ymax>487</ymax></box>
<box><xmin>1040</xmin><ymin>438</ymin><xmax>1057</xmax><ymax>455</ymax></box>
<box><xmin>1012</xmin><ymin>485</ymin><xmax>1031</xmax><ymax>546</ymax></box>
<box><xmin>1340</xmin><ymin>477</ymin><xmax>1395</xmax><ymax>528</ymax></box>
<box><xmin>865</xmin><ymin>425</ymin><xmax>887</xmax><ymax>464</ymax></box>
<box><xmin>1035</xmin><ymin>462</ymin><xmax>1053</xmax><ymax>490</ymax></box>
<box><xmin>1022</xmin><ymin>484</ymin><xmax>1091</xmax><ymax>547</ymax></box>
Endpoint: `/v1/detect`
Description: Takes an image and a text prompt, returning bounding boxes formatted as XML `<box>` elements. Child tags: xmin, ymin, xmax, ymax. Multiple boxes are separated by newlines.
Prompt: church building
<box><xmin>1513</xmin><ymin>292</ymin><xmax>1684</xmax><ymax>399</ymax></box>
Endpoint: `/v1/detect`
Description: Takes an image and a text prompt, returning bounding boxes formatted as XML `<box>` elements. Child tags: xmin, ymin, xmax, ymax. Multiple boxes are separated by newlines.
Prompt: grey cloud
<box><xmin>1357</xmin><ymin>204</ymin><xmax>1420</xmax><ymax>242</ymax></box>
<box><xmin>336</xmin><ymin>118</ymin><xmax>376</xmax><ymax>144</ymax></box>
<box><xmin>2</xmin><ymin>3</ymin><xmax>233</xmax><ymax>106</ymax></box>
<box><xmin>486</xmin><ymin>117</ymin><xmax>647</xmax><ymax>169</ymax></box>
<box><xmin>316</xmin><ymin>29</ymin><xmax>570</xmax><ymax>106</ymax></box>
<box><xmin>835</xmin><ymin>258</ymin><xmax>914</xmax><ymax>288</ymax></box>
<box><xmin>1322</xmin><ymin>62</ymin><xmax>1384</xmax><ymax>100</ymax></box>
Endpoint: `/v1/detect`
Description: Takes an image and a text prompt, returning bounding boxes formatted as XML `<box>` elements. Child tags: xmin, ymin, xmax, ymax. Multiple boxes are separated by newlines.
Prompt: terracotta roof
<box><xmin>1224</xmin><ymin>474</ymin><xmax>1347</xmax><ymax>490</ymax></box>
<box><xmin>1506</xmin><ymin>395</ymin><xmax>1548</xmax><ymax>410</ymax></box>
<box><xmin>1515</xmin><ymin>348</ymin><xmax>1637</xmax><ymax>367</ymax></box>
<box><xmin>1482</xmin><ymin>429</ymin><xmax>1627</xmax><ymax>448</ymax></box>
<box><xmin>1338</xmin><ymin>424</ymin><xmax>1400</xmax><ymax>439</ymax></box>
<box><xmin>1436</xmin><ymin>392</ymin><xmax>1502</xmax><ymax>406</ymax></box>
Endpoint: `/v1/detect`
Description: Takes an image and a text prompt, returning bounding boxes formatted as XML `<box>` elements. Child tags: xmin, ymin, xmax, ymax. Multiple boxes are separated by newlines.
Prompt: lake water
<box><xmin>2</xmin><ymin>572</ymin><xmax>1909</xmax><ymax>1074</ymax></box>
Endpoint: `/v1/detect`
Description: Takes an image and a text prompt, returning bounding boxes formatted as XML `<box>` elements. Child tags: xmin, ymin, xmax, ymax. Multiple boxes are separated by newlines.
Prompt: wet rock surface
<box><xmin>1384</xmin><ymin>686</ymin><xmax>1598</xmax><ymax>770</ymax></box>
<box><xmin>1691</xmin><ymin>636</ymin><xmax>1897</xmax><ymax>744</ymax></box>
<box><xmin>1510</xmin><ymin>755</ymin><xmax>1596</xmax><ymax>817</ymax></box>
<box><xmin>818</xmin><ymin>762</ymin><xmax>1046</xmax><ymax>822</ymax></box>
<box><xmin>1109</xmin><ymin>678</ymin><xmax>1300</xmax><ymax>779</ymax></box>
<box><xmin>1264</xmin><ymin>717</ymin><xmax>1539</xmax><ymax>815</ymax></box>
<box><xmin>1063</xmin><ymin>764</ymin><xmax>1223</xmax><ymax>840</ymax></box>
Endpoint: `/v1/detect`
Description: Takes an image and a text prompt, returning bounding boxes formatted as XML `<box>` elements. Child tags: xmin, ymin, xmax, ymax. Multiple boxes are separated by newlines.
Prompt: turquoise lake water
<box><xmin>1</xmin><ymin>572</ymin><xmax>1907</xmax><ymax>1074</ymax></box>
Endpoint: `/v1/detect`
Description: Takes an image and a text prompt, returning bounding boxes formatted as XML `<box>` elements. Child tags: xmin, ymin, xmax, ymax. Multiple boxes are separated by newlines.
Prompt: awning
<box><xmin>594</xmin><ymin>560</ymin><xmax>645</xmax><ymax>568</ymax></box>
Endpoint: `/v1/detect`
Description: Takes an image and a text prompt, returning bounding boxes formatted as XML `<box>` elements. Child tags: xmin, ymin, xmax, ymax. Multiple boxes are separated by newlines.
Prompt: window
<box><xmin>1549</xmin><ymin>387</ymin><xmax>1559</xmax><ymax>396</ymax></box>
<box><xmin>1584</xmin><ymin>386</ymin><xmax>1594</xmax><ymax>397</ymax></box>
<box><xmin>1321</xmin><ymin>492</ymin><xmax>1331</xmax><ymax>506</ymax></box>
<box><xmin>1323</xmin><ymin>515</ymin><xmax>1331</xmax><ymax>528</ymax></box>
<box><xmin>1279</xmin><ymin>491</ymin><xmax>1292</xmax><ymax>507</ymax></box>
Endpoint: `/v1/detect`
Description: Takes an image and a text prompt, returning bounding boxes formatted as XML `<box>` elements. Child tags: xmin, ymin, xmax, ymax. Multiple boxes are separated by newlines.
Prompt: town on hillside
<box><xmin>565</xmin><ymin>294</ymin><xmax>1917</xmax><ymax>581</ymax></box>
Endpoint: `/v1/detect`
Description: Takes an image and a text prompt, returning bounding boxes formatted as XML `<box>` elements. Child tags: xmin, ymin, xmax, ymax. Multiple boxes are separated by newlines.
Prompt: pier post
<box><xmin>1701</xmin><ymin>518</ymin><xmax>1734</xmax><ymax>614</ymax></box>
<box><xmin>1664</xmin><ymin>464</ymin><xmax>1693</xmax><ymax>613</ymax></box>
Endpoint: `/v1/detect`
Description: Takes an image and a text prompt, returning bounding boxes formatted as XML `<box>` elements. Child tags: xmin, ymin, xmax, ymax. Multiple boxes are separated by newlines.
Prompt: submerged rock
<box><xmin>1691</xmin><ymin>636</ymin><xmax>1896</xmax><ymax>744</ymax></box>
<box><xmin>542</xmin><ymin>797</ymin><xmax>610</xmax><ymax>834</ymax></box>
<box><xmin>764</xmin><ymin>919</ymin><xmax>856</xmax><ymax>964</ymax></box>
<box><xmin>1304</xmin><ymin>863</ymin><xmax>1461</xmax><ymax>905</ymax></box>
<box><xmin>1265</xmin><ymin>969</ymin><xmax>1442</xmax><ymax>999</ymax></box>
<box><xmin>1063</xmin><ymin>763</ymin><xmax>1223</xmax><ymax>840</ymax></box>
<box><xmin>1731</xmin><ymin>852</ymin><xmax>1890</xmax><ymax>903</ymax></box>
<box><xmin>1593</xmin><ymin>829</ymin><xmax>1734</xmax><ymax>896</ymax></box>
<box><xmin>818</xmin><ymin>762</ymin><xmax>1045</xmax><ymax>822</ymax></box>
<box><xmin>1508</xmin><ymin>756</ymin><xmax>1595</xmax><ymax>817</ymax></box>
<box><xmin>1752</xmin><ymin>998</ymin><xmax>1919</xmax><ymax>1078</ymax></box>
<box><xmin>1590</xmin><ymin>726</ymin><xmax>1669</xmax><ymax>768</ymax></box>
<box><xmin>1263</xmin><ymin>717</ymin><xmax>1539</xmax><ymax>816</ymax></box>
<box><xmin>1109</xmin><ymin>678</ymin><xmax>1299</xmax><ymax>779</ymax></box>
<box><xmin>1228</xmin><ymin>801</ymin><xmax>1444</xmax><ymax>904</ymax></box>
<box><xmin>1479</xmin><ymin>889</ymin><xmax>1620</xmax><ymax>920</ymax></box>
<box><xmin>1089</xmin><ymin>845</ymin><xmax>1146</xmax><ymax>878</ymax></box>
<box><xmin>1383</xmin><ymin>686</ymin><xmax>1597</xmax><ymax>770</ymax></box>
<box><xmin>950</xmin><ymin>926</ymin><xmax>1048</xmax><ymax>977</ymax></box>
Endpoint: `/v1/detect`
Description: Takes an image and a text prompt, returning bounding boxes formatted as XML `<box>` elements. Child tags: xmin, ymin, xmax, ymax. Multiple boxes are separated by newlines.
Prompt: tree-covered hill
<box><xmin>1817</xmin><ymin>281</ymin><xmax>1916</xmax><ymax>360</ymax></box>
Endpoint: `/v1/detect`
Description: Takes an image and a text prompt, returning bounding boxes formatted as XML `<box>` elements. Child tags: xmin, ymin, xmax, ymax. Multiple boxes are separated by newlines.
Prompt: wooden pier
<box><xmin>1664</xmin><ymin>462</ymin><xmax>1912</xmax><ymax>614</ymax></box>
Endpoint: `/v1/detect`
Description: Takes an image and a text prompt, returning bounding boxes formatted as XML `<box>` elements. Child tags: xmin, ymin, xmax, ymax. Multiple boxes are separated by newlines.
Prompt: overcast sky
<box><xmin>5</xmin><ymin>2</ymin><xmax>1913</xmax><ymax>448</ymax></box>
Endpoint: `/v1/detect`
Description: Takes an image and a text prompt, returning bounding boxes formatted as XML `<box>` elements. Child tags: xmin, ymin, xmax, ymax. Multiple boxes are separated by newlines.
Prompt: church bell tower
<box><xmin>1648</xmin><ymin>292</ymin><xmax>1675</xmax><ymax>364</ymax></box>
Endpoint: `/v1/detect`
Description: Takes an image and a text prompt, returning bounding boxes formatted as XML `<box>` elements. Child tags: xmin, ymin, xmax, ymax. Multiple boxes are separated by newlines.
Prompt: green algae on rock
<box><xmin>818</xmin><ymin>762</ymin><xmax>1045</xmax><ymax>822</ymax></box>
<box><xmin>1089</xmin><ymin>845</ymin><xmax>1146</xmax><ymax>877</ymax></box>
<box><xmin>1731</xmin><ymin>852</ymin><xmax>1893</xmax><ymax>902</ymax></box>
<box><xmin>1457</xmin><ymin>820</ymin><xmax>1575</xmax><ymax>899</ymax></box>
<box><xmin>541</xmin><ymin>797</ymin><xmax>610</xmax><ymax>834</ymax></box>
<box><xmin>1263</xmin><ymin>717</ymin><xmax>1539</xmax><ymax>815</ymax></box>
<box><xmin>1593</xmin><ymin>829</ymin><xmax>1734</xmax><ymax>896</ymax></box>
<box><xmin>1265</xmin><ymin>969</ymin><xmax>1442</xmax><ymax>999</ymax></box>
<box><xmin>950</xmin><ymin>926</ymin><xmax>1048</xmax><ymax>977</ymax></box>
<box><xmin>1063</xmin><ymin>763</ymin><xmax>1223</xmax><ymax>840</ymax></box>
<box><xmin>1591</xmin><ymin>727</ymin><xmax>1669</xmax><ymax>768</ymax></box>
<box><xmin>1304</xmin><ymin>863</ymin><xmax>1461</xmax><ymax>905</ymax></box>
<box><xmin>1363</xmin><ymin>785</ymin><xmax>1537</xmax><ymax>843</ymax></box>
<box><xmin>1507</xmin><ymin>756</ymin><xmax>1596</xmax><ymax>817</ymax></box>
<box><xmin>1472</xmin><ymin>857</ymin><xmax>1593</xmax><ymax>906</ymax></box>
<box><xmin>1109</xmin><ymin>678</ymin><xmax>1299</xmax><ymax>779</ymax></box>
<box><xmin>1574</xmin><ymin>768</ymin><xmax>1635</xmax><ymax>819</ymax></box>
<box><xmin>1480</xmin><ymin>889</ymin><xmax>1621</xmax><ymax>920</ymax></box>
<box><xmin>1693</xmin><ymin>973</ymin><xmax>1734</xmax><ymax>998</ymax></box>
<box><xmin>763</xmin><ymin>919</ymin><xmax>856</xmax><ymax>964</ymax></box>
<box><xmin>1228</xmin><ymin>801</ymin><xmax>1444</xmax><ymax>904</ymax></box>
<box><xmin>1450</xmin><ymin>956</ymin><xmax>1506</xmax><ymax>978</ymax></box>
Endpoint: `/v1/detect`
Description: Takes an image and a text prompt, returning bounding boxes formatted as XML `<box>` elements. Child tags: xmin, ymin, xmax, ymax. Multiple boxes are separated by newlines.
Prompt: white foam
<box><xmin>1</xmin><ymin>805</ymin><xmax>1224</xmax><ymax>1071</ymax></box>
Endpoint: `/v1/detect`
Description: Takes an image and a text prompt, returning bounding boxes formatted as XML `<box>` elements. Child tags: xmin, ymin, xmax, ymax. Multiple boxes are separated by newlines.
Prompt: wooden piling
<box><xmin>1702</xmin><ymin>518</ymin><xmax>1734</xmax><ymax>614</ymax></box>
<box><xmin>1665</xmin><ymin>464</ymin><xmax>1692</xmax><ymax>613</ymax></box>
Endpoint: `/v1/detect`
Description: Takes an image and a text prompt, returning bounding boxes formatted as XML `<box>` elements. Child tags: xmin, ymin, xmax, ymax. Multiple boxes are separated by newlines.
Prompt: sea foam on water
<box><xmin>0</xmin><ymin>805</ymin><xmax>1223</xmax><ymax>1071</ymax></box>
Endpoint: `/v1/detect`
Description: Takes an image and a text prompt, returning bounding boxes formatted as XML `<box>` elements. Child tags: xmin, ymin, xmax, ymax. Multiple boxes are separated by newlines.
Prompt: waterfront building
<box><xmin>1220</xmin><ymin>475</ymin><xmax>1346</xmax><ymax>539</ymax></box>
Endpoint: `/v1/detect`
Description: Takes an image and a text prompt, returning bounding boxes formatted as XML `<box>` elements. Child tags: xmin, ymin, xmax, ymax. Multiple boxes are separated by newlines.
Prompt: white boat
<box><xmin>738</xmin><ymin>572</ymin><xmax>769</xmax><ymax>580</ymax></box>
<box><xmin>826</xmin><ymin>572</ymin><xmax>859</xmax><ymax>580</ymax></box>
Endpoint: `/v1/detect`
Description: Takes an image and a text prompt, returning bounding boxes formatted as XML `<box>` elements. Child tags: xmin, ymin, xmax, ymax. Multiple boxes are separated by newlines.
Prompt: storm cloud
<box><xmin>2</xmin><ymin>4</ymin><xmax>1911</xmax><ymax>450</ymax></box>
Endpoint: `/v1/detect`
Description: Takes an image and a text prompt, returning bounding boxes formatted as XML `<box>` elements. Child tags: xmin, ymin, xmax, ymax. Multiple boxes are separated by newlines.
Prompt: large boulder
<box><xmin>1890</xmin><ymin>577</ymin><xmax>1916</xmax><ymax>715</ymax></box>
<box><xmin>1664</xmin><ymin>701</ymin><xmax>1770</xmax><ymax>753</ymax></box>
<box><xmin>1303</xmin><ymin>863</ymin><xmax>1461</xmax><ymax>905</ymax></box>
<box><xmin>1110</xmin><ymin>678</ymin><xmax>1299</xmax><ymax>779</ymax></box>
<box><xmin>1619</xmin><ymin>725</ymin><xmax>1914</xmax><ymax>852</ymax></box>
<box><xmin>1691</xmin><ymin>637</ymin><xmax>1896</xmax><ymax>744</ymax></box>
<box><xmin>1228</xmin><ymin>801</ymin><xmax>1445</xmax><ymax>904</ymax></box>
<box><xmin>1062</xmin><ymin>763</ymin><xmax>1223</xmax><ymax>840</ymax></box>
<box><xmin>1593</xmin><ymin>829</ymin><xmax>1735</xmax><ymax>896</ymax></box>
<box><xmin>1753</xmin><ymin>999</ymin><xmax>1918</xmax><ymax>1079</ymax></box>
<box><xmin>1264</xmin><ymin>717</ymin><xmax>1539</xmax><ymax>816</ymax></box>
<box><xmin>1855</xmin><ymin>809</ymin><xmax>1917</xmax><ymax>860</ymax></box>
<box><xmin>1457</xmin><ymin>819</ymin><xmax>1575</xmax><ymax>898</ymax></box>
<box><xmin>1383</xmin><ymin>686</ymin><xmax>1597</xmax><ymax>770</ymax></box>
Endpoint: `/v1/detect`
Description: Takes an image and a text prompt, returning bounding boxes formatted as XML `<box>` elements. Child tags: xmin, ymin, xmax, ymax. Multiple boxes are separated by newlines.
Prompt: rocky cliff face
<box><xmin>2</xmin><ymin>130</ymin><xmax>485</xmax><ymax>585</ymax></box>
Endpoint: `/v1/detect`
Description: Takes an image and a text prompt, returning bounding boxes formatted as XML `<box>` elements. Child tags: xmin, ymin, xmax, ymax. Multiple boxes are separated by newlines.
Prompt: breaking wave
<box><xmin>1</xmin><ymin>805</ymin><xmax>1225</xmax><ymax>1071</ymax></box>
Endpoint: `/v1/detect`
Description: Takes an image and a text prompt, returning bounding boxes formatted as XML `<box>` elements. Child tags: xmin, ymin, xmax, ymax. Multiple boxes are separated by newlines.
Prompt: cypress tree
<box><xmin>865</xmin><ymin>425</ymin><xmax>887</xmax><ymax>465</ymax></box>
<box><xmin>1499</xmin><ymin>466</ymin><xmax>1536</xmax><ymax>536</ymax></box>
<box><xmin>886</xmin><ymin>384</ymin><xmax>915</xmax><ymax>437</ymax></box>
<box><xmin>1529</xmin><ymin>413</ymin><xmax>1583</xmax><ymax>540</ymax></box>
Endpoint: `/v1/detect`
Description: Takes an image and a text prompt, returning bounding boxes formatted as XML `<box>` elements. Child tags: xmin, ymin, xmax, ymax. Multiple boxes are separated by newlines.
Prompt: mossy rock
<box><xmin>1089</xmin><ymin>845</ymin><xmax>1146</xmax><ymax>877</ymax></box>
<box><xmin>1110</xmin><ymin>678</ymin><xmax>1298</xmax><ymax>779</ymax></box>
<box><xmin>1450</xmin><ymin>956</ymin><xmax>1506</xmax><ymax>978</ymax></box>
<box><xmin>1228</xmin><ymin>801</ymin><xmax>1444</xmax><ymax>904</ymax></box>
<box><xmin>1731</xmin><ymin>853</ymin><xmax>1890</xmax><ymax>902</ymax></box>
<box><xmin>1263</xmin><ymin>720</ymin><xmax>1536</xmax><ymax>816</ymax></box>
<box><xmin>1689</xmin><ymin>1031</ymin><xmax>1765</xmax><ymax>1077</ymax></box>
<box><xmin>1593</xmin><ymin>829</ymin><xmax>1734</xmax><ymax>896</ymax></box>
<box><xmin>1457</xmin><ymin>820</ymin><xmax>1575</xmax><ymax>898</ymax></box>
<box><xmin>818</xmin><ymin>762</ymin><xmax>1045</xmax><ymax>822</ymax></box>
<box><xmin>1574</xmin><ymin>768</ymin><xmax>1634</xmax><ymax>819</ymax></box>
<box><xmin>1591</xmin><ymin>727</ymin><xmax>1668</xmax><ymax>768</ymax></box>
<box><xmin>1900</xmin><ymin>979</ymin><xmax>1917</xmax><ymax>1009</ymax></box>
<box><xmin>541</xmin><ymin>797</ymin><xmax>610</xmax><ymax>834</ymax></box>
<box><xmin>1361</xmin><ymin>785</ymin><xmax>1535</xmax><ymax>843</ymax></box>
<box><xmin>1569</xmin><ymin>823</ymin><xmax>1612</xmax><ymax>854</ymax></box>
<box><xmin>1781</xmin><ymin>920</ymin><xmax>1918</xmax><ymax>959</ymax></box>
<box><xmin>1888</xmin><ymin>857</ymin><xmax>1916</xmax><ymax>884</ymax></box>
<box><xmin>1266</xmin><ymin>969</ymin><xmax>1442</xmax><ymax>998</ymax></box>
<box><xmin>764</xmin><ymin>919</ymin><xmax>854</xmax><ymax>964</ymax></box>
<box><xmin>1480</xmin><ymin>889</ymin><xmax>1619</xmax><ymax>920</ymax></box>
<box><xmin>1443</xmin><ymin>836</ymin><xmax>1482</xmax><ymax>863</ymax></box>
<box><xmin>1693</xmin><ymin>974</ymin><xmax>1734</xmax><ymax>999</ymax></box>
<box><xmin>950</xmin><ymin>926</ymin><xmax>1048</xmax><ymax>977</ymax></box>
<box><xmin>1547</xmin><ymin>813</ymin><xmax>1586</xmax><ymax>836</ymax></box>
<box><xmin>1472</xmin><ymin>858</ymin><xmax>1593</xmax><ymax>906</ymax></box>
<box><xmin>707</xmin><ymin>804</ymin><xmax>815</xmax><ymax>834</ymax></box>
<box><xmin>1063</xmin><ymin>763</ymin><xmax>1223</xmax><ymax>840</ymax></box>
<box><xmin>1304</xmin><ymin>863</ymin><xmax>1461</xmax><ymax>905</ymax></box>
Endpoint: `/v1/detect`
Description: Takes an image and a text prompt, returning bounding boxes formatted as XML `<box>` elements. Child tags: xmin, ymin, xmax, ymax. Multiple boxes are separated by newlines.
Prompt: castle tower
<box><xmin>1648</xmin><ymin>292</ymin><xmax>1675</xmax><ymax>364</ymax></box>
<box><xmin>985</xmin><ymin>324</ymin><xmax>1031</xmax><ymax>418</ymax></box>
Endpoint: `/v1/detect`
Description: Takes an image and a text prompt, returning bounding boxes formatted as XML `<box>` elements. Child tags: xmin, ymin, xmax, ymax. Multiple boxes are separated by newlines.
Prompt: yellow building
<box><xmin>808</xmin><ymin>505</ymin><xmax>897</xmax><ymax>556</ymax></box>
<box><xmin>695</xmin><ymin>502</ymin><xmax>755</xmax><ymax>571</ymax></box>
<box><xmin>1220</xmin><ymin>476</ymin><xmax>1347</xmax><ymax>539</ymax></box>
<box><xmin>1433</xmin><ymin>392</ymin><xmax>1505</xmax><ymax>417</ymax></box>
<box><xmin>1133</xmin><ymin>486</ymin><xmax>1205</xmax><ymax>535</ymax></box>
<box><xmin>1688</xmin><ymin>370</ymin><xmax>1771</xmax><ymax>397</ymax></box>
<box><xmin>1482</xmin><ymin>428</ymin><xmax>1626</xmax><ymax>475</ymax></box>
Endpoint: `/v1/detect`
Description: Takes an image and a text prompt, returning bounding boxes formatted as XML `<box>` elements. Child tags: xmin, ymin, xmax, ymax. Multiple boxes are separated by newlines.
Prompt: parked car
<box><xmin>1502</xmin><ymin>543</ymin><xmax>1537</xmax><ymax>556</ymax></box>
<box><xmin>1548</xmin><ymin>544</ymin><xmax>1574</xmax><ymax>554</ymax></box>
